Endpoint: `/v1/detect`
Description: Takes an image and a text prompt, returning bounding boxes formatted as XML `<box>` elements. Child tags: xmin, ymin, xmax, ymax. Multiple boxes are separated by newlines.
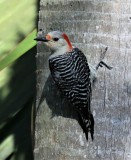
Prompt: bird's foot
<box><xmin>96</xmin><ymin>47</ymin><xmax>113</xmax><ymax>70</ymax></box>
<box><xmin>96</xmin><ymin>61</ymin><xmax>113</xmax><ymax>70</ymax></box>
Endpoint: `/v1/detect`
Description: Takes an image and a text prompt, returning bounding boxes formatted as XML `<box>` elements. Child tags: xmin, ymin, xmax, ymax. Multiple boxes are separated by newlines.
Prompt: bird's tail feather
<box><xmin>78</xmin><ymin>110</ymin><xmax>94</xmax><ymax>141</ymax></box>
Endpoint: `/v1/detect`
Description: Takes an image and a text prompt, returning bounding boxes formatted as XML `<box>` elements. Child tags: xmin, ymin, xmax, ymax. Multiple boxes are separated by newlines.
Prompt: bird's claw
<box><xmin>96</xmin><ymin>47</ymin><xmax>113</xmax><ymax>70</ymax></box>
<box><xmin>96</xmin><ymin>61</ymin><xmax>113</xmax><ymax>70</ymax></box>
<box><xmin>99</xmin><ymin>61</ymin><xmax>113</xmax><ymax>70</ymax></box>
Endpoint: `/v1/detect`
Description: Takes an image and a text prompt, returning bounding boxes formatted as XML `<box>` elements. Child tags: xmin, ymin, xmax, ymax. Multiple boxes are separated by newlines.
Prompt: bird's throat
<box><xmin>49</xmin><ymin>45</ymin><xmax>71</xmax><ymax>58</ymax></box>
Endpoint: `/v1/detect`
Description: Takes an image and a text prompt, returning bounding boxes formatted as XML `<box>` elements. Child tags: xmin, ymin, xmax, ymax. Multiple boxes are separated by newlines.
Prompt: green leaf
<box><xmin>0</xmin><ymin>135</ymin><xmax>14</xmax><ymax>160</ymax></box>
<box><xmin>0</xmin><ymin>29</ymin><xmax>37</xmax><ymax>71</ymax></box>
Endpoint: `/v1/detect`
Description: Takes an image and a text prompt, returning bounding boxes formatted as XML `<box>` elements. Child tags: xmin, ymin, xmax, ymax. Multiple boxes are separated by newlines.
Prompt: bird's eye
<box><xmin>53</xmin><ymin>38</ymin><xmax>59</xmax><ymax>41</ymax></box>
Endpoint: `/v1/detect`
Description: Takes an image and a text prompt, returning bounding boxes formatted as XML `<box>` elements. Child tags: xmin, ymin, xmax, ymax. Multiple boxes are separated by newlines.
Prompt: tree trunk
<box><xmin>34</xmin><ymin>1</ymin><xmax>131</xmax><ymax>159</ymax></box>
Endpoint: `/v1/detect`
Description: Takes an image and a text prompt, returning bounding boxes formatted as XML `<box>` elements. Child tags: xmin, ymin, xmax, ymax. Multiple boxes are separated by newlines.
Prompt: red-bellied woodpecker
<box><xmin>35</xmin><ymin>31</ymin><xmax>112</xmax><ymax>141</ymax></box>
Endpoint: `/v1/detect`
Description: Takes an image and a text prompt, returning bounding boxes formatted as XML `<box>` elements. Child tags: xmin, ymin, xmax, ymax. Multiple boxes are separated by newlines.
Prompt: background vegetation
<box><xmin>0</xmin><ymin>0</ymin><xmax>37</xmax><ymax>159</ymax></box>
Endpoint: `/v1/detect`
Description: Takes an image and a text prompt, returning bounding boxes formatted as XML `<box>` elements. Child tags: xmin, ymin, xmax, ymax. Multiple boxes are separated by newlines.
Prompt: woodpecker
<box><xmin>35</xmin><ymin>31</ymin><xmax>112</xmax><ymax>141</ymax></box>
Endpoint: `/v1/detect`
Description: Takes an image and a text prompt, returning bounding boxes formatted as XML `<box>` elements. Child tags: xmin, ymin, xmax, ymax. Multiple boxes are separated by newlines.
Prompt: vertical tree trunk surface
<box><xmin>34</xmin><ymin>0</ymin><xmax>131</xmax><ymax>159</ymax></box>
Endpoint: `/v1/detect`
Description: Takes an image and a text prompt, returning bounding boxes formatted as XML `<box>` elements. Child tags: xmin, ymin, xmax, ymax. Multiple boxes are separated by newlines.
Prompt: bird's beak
<box><xmin>34</xmin><ymin>37</ymin><xmax>49</xmax><ymax>42</ymax></box>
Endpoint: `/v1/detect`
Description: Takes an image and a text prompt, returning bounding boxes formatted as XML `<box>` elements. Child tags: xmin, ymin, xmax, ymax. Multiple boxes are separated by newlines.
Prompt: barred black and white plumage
<box><xmin>49</xmin><ymin>48</ymin><xmax>94</xmax><ymax>140</ymax></box>
<box><xmin>35</xmin><ymin>31</ymin><xmax>112</xmax><ymax>141</ymax></box>
<box><xmin>35</xmin><ymin>31</ymin><xmax>95</xmax><ymax>141</ymax></box>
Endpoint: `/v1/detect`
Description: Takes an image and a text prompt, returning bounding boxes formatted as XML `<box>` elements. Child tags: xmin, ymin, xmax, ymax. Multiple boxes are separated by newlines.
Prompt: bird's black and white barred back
<box><xmin>49</xmin><ymin>48</ymin><xmax>94</xmax><ymax>140</ymax></box>
<box><xmin>35</xmin><ymin>30</ymin><xmax>112</xmax><ymax>141</ymax></box>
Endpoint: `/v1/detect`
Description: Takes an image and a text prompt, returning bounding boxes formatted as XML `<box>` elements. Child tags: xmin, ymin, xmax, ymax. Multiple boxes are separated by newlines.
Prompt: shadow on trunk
<box><xmin>38</xmin><ymin>74</ymin><xmax>79</xmax><ymax>120</ymax></box>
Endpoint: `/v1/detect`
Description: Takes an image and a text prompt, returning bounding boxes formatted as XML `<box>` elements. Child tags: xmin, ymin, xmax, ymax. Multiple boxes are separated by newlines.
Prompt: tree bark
<box><xmin>34</xmin><ymin>1</ymin><xmax>131</xmax><ymax>159</ymax></box>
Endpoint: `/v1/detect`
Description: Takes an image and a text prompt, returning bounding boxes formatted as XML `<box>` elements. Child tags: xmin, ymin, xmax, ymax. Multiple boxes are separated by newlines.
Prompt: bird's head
<box><xmin>34</xmin><ymin>31</ymin><xmax>73</xmax><ymax>52</ymax></box>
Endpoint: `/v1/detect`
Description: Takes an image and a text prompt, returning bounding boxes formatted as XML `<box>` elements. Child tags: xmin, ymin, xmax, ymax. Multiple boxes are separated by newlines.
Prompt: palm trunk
<box><xmin>34</xmin><ymin>1</ymin><xmax>131</xmax><ymax>159</ymax></box>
